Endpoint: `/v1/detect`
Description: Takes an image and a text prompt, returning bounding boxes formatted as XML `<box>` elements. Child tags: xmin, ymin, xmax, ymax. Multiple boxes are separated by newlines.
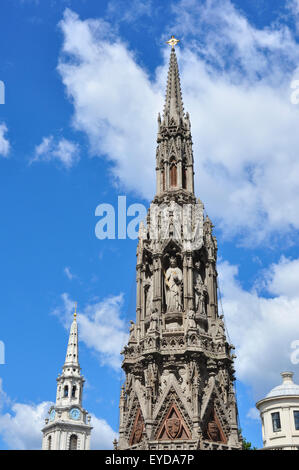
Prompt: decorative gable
<box><xmin>156</xmin><ymin>402</ymin><xmax>191</xmax><ymax>440</ymax></box>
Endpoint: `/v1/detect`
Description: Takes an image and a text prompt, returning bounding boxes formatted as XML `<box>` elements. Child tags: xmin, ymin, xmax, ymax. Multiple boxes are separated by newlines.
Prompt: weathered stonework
<box><xmin>117</xmin><ymin>47</ymin><xmax>241</xmax><ymax>451</ymax></box>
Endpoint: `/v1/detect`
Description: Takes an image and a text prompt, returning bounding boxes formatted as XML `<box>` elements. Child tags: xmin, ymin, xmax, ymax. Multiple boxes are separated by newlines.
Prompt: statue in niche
<box><xmin>204</xmin><ymin>217</ymin><xmax>215</xmax><ymax>260</ymax></box>
<box><xmin>193</xmin><ymin>260</ymin><xmax>207</xmax><ymax>315</ymax></box>
<box><xmin>128</xmin><ymin>320</ymin><xmax>136</xmax><ymax>343</ymax></box>
<box><xmin>144</xmin><ymin>263</ymin><xmax>154</xmax><ymax>316</ymax></box>
<box><xmin>215</xmin><ymin>315</ymin><xmax>225</xmax><ymax>338</ymax></box>
<box><xmin>148</xmin><ymin>308</ymin><xmax>159</xmax><ymax>332</ymax></box>
<box><xmin>186</xmin><ymin>310</ymin><xmax>196</xmax><ymax>330</ymax></box>
<box><xmin>164</xmin><ymin>256</ymin><xmax>183</xmax><ymax>312</ymax></box>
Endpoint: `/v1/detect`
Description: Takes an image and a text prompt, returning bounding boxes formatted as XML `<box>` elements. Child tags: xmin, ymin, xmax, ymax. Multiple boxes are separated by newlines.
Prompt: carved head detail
<box><xmin>170</xmin><ymin>256</ymin><xmax>177</xmax><ymax>268</ymax></box>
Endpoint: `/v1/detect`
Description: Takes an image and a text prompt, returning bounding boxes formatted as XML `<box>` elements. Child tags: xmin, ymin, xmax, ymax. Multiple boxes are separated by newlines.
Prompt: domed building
<box><xmin>256</xmin><ymin>372</ymin><xmax>299</xmax><ymax>450</ymax></box>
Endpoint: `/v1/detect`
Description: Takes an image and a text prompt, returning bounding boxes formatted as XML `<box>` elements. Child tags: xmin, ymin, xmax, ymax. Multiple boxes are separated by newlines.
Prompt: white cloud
<box><xmin>288</xmin><ymin>0</ymin><xmax>299</xmax><ymax>33</ymax></box>
<box><xmin>31</xmin><ymin>135</ymin><xmax>80</xmax><ymax>168</ymax></box>
<box><xmin>0</xmin><ymin>400</ymin><xmax>52</xmax><ymax>450</ymax></box>
<box><xmin>58</xmin><ymin>8</ymin><xmax>161</xmax><ymax>197</ymax></box>
<box><xmin>0</xmin><ymin>123</ymin><xmax>10</xmax><ymax>157</ymax></box>
<box><xmin>107</xmin><ymin>0</ymin><xmax>152</xmax><ymax>24</ymax></box>
<box><xmin>0</xmin><ymin>381</ymin><xmax>117</xmax><ymax>450</ymax></box>
<box><xmin>246</xmin><ymin>407</ymin><xmax>260</xmax><ymax>420</ymax></box>
<box><xmin>264</xmin><ymin>256</ymin><xmax>299</xmax><ymax>298</ymax></box>
<box><xmin>64</xmin><ymin>266</ymin><xmax>76</xmax><ymax>280</ymax></box>
<box><xmin>90</xmin><ymin>414</ymin><xmax>117</xmax><ymax>450</ymax></box>
<box><xmin>218</xmin><ymin>257</ymin><xmax>299</xmax><ymax>399</ymax></box>
<box><xmin>53</xmin><ymin>293</ymin><xmax>128</xmax><ymax>370</ymax></box>
<box><xmin>0</xmin><ymin>378</ymin><xmax>10</xmax><ymax>411</ymax></box>
<box><xmin>58</xmin><ymin>4</ymin><xmax>299</xmax><ymax>243</ymax></box>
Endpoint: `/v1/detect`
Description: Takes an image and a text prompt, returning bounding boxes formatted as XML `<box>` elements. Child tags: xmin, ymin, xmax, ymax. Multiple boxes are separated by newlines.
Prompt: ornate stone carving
<box><xmin>118</xmin><ymin>44</ymin><xmax>241</xmax><ymax>451</ymax></box>
<box><xmin>130</xmin><ymin>409</ymin><xmax>144</xmax><ymax>446</ymax></box>
<box><xmin>193</xmin><ymin>260</ymin><xmax>208</xmax><ymax>315</ymax></box>
<box><xmin>164</xmin><ymin>256</ymin><xmax>183</xmax><ymax>312</ymax></box>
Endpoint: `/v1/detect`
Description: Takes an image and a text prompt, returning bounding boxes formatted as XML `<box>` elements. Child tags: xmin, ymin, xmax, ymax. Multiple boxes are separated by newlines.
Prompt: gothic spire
<box><xmin>163</xmin><ymin>46</ymin><xmax>184</xmax><ymax>124</ymax></box>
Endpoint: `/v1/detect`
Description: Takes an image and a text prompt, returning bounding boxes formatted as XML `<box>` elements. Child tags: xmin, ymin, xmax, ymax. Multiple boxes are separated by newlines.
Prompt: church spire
<box><xmin>64</xmin><ymin>303</ymin><xmax>79</xmax><ymax>369</ymax></box>
<box><xmin>163</xmin><ymin>44</ymin><xmax>184</xmax><ymax>125</ymax></box>
<box><xmin>42</xmin><ymin>303</ymin><xmax>92</xmax><ymax>450</ymax></box>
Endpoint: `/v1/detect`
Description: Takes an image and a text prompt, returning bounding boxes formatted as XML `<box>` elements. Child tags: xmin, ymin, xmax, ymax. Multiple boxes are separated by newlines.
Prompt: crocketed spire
<box><xmin>163</xmin><ymin>47</ymin><xmax>184</xmax><ymax>124</ymax></box>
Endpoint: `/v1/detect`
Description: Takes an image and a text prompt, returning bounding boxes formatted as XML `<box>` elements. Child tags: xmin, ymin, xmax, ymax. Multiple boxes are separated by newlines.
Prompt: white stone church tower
<box><xmin>117</xmin><ymin>38</ymin><xmax>241</xmax><ymax>450</ymax></box>
<box><xmin>42</xmin><ymin>308</ymin><xmax>92</xmax><ymax>450</ymax></box>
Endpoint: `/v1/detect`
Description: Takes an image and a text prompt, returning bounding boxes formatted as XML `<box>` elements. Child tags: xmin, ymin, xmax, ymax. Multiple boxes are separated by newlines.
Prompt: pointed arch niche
<box><xmin>170</xmin><ymin>159</ymin><xmax>177</xmax><ymax>187</ymax></box>
<box><xmin>156</xmin><ymin>402</ymin><xmax>191</xmax><ymax>440</ymax></box>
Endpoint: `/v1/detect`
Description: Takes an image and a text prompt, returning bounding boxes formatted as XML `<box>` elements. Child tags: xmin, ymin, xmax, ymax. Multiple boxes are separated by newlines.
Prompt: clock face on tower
<box><xmin>69</xmin><ymin>408</ymin><xmax>81</xmax><ymax>420</ymax></box>
<box><xmin>49</xmin><ymin>409</ymin><xmax>56</xmax><ymax>421</ymax></box>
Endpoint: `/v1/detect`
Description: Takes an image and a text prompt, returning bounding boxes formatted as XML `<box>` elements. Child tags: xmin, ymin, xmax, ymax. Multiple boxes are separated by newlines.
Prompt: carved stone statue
<box><xmin>144</xmin><ymin>264</ymin><xmax>154</xmax><ymax>316</ymax></box>
<box><xmin>149</xmin><ymin>309</ymin><xmax>159</xmax><ymax>331</ymax></box>
<box><xmin>128</xmin><ymin>320</ymin><xmax>136</xmax><ymax>343</ymax></box>
<box><xmin>164</xmin><ymin>256</ymin><xmax>183</xmax><ymax>312</ymax></box>
<box><xmin>186</xmin><ymin>310</ymin><xmax>196</xmax><ymax>330</ymax></box>
<box><xmin>193</xmin><ymin>261</ymin><xmax>207</xmax><ymax>314</ymax></box>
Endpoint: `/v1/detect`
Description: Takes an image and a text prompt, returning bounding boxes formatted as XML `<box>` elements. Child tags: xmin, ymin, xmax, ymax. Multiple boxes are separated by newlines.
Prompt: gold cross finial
<box><xmin>166</xmin><ymin>35</ymin><xmax>180</xmax><ymax>49</ymax></box>
<box><xmin>74</xmin><ymin>301</ymin><xmax>77</xmax><ymax>319</ymax></box>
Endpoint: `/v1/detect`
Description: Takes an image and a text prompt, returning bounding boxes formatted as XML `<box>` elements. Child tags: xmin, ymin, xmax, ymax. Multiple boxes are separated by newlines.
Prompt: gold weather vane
<box><xmin>166</xmin><ymin>35</ymin><xmax>180</xmax><ymax>49</ymax></box>
<box><xmin>74</xmin><ymin>301</ymin><xmax>77</xmax><ymax>320</ymax></box>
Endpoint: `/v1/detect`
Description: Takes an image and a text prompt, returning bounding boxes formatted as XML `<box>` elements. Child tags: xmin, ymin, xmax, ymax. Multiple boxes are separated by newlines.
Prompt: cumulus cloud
<box><xmin>246</xmin><ymin>407</ymin><xmax>260</xmax><ymax>420</ymax></box>
<box><xmin>0</xmin><ymin>378</ymin><xmax>10</xmax><ymax>411</ymax></box>
<box><xmin>218</xmin><ymin>256</ymin><xmax>299</xmax><ymax>399</ymax></box>
<box><xmin>52</xmin><ymin>293</ymin><xmax>128</xmax><ymax>370</ymax></box>
<box><xmin>58</xmin><ymin>3</ymin><xmax>299</xmax><ymax>243</ymax></box>
<box><xmin>0</xmin><ymin>400</ymin><xmax>51</xmax><ymax>450</ymax></box>
<box><xmin>288</xmin><ymin>0</ymin><xmax>299</xmax><ymax>33</ymax></box>
<box><xmin>0</xmin><ymin>123</ymin><xmax>10</xmax><ymax>157</ymax></box>
<box><xmin>0</xmin><ymin>381</ymin><xmax>117</xmax><ymax>450</ymax></box>
<box><xmin>31</xmin><ymin>135</ymin><xmax>80</xmax><ymax>168</ymax></box>
<box><xmin>107</xmin><ymin>0</ymin><xmax>152</xmax><ymax>24</ymax></box>
<box><xmin>90</xmin><ymin>414</ymin><xmax>117</xmax><ymax>450</ymax></box>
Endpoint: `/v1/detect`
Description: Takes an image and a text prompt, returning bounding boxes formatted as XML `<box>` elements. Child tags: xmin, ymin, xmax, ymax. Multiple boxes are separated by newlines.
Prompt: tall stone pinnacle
<box><xmin>118</xmin><ymin>39</ymin><xmax>241</xmax><ymax>451</ymax></box>
<box><xmin>163</xmin><ymin>47</ymin><xmax>184</xmax><ymax>124</ymax></box>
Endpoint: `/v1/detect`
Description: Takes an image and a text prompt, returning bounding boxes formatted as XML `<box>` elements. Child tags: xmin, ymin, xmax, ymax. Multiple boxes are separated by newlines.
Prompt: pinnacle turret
<box><xmin>155</xmin><ymin>42</ymin><xmax>195</xmax><ymax>199</ymax></box>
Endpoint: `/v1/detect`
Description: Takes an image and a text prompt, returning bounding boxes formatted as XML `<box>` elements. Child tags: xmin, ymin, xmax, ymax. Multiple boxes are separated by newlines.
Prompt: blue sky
<box><xmin>1</xmin><ymin>0</ymin><xmax>299</xmax><ymax>449</ymax></box>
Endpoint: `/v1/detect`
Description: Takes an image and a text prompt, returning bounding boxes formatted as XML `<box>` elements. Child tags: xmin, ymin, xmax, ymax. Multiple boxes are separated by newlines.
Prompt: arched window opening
<box><xmin>72</xmin><ymin>386</ymin><xmax>76</xmax><ymax>398</ymax></box>
<box><xmin>170</xmin><ymin>164</ymin><xmax>177</xmax><ymax>187</ymax></box>
<box><xmin>64</xmin><ymin>385</ymin><xmax>69</xmax><ymax>397</ymax></box>
<box><xmin>47</xmin><ymin>435</ymin><xmax>52</xmax><ymax>450</ymax></box>
<box><xmin>69</xmin><ymin>434</ymin><xmax>78</xmax><ymax>450</ymax></box>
